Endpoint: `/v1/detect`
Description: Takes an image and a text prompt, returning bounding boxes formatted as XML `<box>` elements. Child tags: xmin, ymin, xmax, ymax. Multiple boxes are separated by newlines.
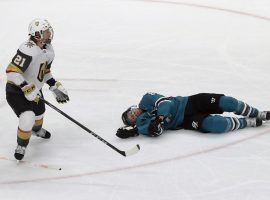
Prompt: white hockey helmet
<box><xmin>28</xmin><ymin>19</ymin><xmax>54</xmax><ymax>42</ymax></box>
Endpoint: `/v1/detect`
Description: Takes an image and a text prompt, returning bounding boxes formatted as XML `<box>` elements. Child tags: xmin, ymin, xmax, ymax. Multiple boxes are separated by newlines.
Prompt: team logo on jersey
<box><xmin>165</xmin><ymin>116</ymin><xmax>171</xmax><ymax>123</ymax></box>
<box><xmin>26</xmin><ymin>41</ymin><xmax>34</xmax><ymax>48</ymax></box>
<box><xmin>211</xmin><ymin>97</ymin><xmax>216</xmax><ymax>104</ymax></box>
<box><xmin>35</xmin><ymin>21</ymin><xmax>39</xmax><ymax>26</ymax></box>
<box><xmin>192</xmin><ymin>121</ymin><xmax>199</xmax><ymax>129</ymax></box>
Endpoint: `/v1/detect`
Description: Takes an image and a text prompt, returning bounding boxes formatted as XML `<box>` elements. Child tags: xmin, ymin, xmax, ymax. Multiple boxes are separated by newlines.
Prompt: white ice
<box><xmin>1</xmin><ymin>0</ymin><xmax>270</xmax><ymax>199</ymax></box>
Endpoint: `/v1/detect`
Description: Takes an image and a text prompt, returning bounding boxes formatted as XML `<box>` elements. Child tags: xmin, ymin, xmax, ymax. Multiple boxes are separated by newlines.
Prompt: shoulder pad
<box><xmin>18</xmin><ymin>40</ymin><xmax>39</xmax><ymax>57</ymax></box>
<box><xmin>10</xmin><ymin>44</ymin><xmax>33</xmax><ymax>72</ymax></box>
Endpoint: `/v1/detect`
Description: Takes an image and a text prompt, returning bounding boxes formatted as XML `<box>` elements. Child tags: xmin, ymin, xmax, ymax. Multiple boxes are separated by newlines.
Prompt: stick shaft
<box><xmin>41</xmin><ymin>98</ymin><xmax>128</xmax><ymax>156</ymax></box>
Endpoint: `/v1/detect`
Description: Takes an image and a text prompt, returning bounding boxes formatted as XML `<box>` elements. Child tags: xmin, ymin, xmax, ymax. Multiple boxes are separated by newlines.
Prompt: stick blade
<box><xmin>123</xmin><ymin>144</ymin><xmax>140</xmax><ymax>156</ymax></box>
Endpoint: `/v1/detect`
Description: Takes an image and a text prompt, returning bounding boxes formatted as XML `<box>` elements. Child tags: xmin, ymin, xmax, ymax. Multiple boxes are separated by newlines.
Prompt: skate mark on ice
<box><xmin>135</xmin><ymin>0</ymin><xmax>270</xmax><ymax>22</ymax></box>
<box><xmin>0</xmin><ymin>156</ymin><xmax>62</xmax><ymax>171</ymax></box>
<box><xmin>1</xmin><ymin>128</ymin><xmax>269</xmax><ymax>184</ymax></box>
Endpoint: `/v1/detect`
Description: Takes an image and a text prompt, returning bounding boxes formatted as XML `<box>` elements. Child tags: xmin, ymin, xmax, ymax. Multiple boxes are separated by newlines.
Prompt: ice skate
<box><xmin>257</xmin><ymin>111</ymin><xmax>270</xmax><ymax>121</ymax></box>
<box><xmin>32</xmin><ymin>128</ymin><xmax>51</xmax><ymax>139</ymax></box>
<box><xmin>14</xmin><ymin>145</ymin><xmax>26</xmax><ymax>161</ymax></box>
<box><xmin>246</xmin><ymin>118</ymin><xmax>262</xmax><ymax>127</ymax></box>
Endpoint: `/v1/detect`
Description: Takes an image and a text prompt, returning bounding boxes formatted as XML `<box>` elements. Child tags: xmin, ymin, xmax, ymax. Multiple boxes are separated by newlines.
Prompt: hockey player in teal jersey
<box><xmin>116</xmin><ymin>93</ymin><xmax>270</xmax><ymax>138</ymax></box>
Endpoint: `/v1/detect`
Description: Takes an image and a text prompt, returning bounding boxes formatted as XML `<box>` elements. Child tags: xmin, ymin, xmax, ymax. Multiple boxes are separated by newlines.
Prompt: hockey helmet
<box><xmin>28</xmin><ymin>19</ymin><xmax>54</xmax><ymax>42</ymax></box>
<box><xmin>121</xmin><ymin>105</ymin><xmax>139</xmax><ymax>126</ymax></box>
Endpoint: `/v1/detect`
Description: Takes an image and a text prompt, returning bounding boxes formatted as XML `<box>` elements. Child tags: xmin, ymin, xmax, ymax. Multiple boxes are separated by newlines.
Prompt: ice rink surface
<box><xmin>1</xmin><ymin>0</ymin><xmax>270</xmax><ymax>199</ymax></box>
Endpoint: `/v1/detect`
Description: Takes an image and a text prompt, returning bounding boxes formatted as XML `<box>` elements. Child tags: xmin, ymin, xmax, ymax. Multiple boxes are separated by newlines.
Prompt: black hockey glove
<box><xmin>148</xmin><ymin>116</ymin><xmax>164</xmax><ymax>137</ymax></box>
<box><xmin>116</xmin><ymin>125</ymin><xmax>139</xmax><ymax>139</ymax></box>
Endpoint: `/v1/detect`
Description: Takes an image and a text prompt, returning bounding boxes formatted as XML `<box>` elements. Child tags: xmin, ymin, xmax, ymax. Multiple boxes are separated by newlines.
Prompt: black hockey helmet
<box><xmin>121</xmin><ymin>105</ymin><xmax>138</xmax><ymax>126</ymax></box>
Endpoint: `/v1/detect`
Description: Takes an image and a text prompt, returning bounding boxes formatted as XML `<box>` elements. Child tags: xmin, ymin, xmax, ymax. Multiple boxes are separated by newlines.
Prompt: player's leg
<box><xmin>181</xmin><ymin>114</ymin><xmax>209</xmax><ymax>132</ymax></box>
<box><xmin>32</xmin><ymin>99</ymin><xmax>51</xmax><ymax>139</ymax></box>
<box><xmin>185</xmin><ymin>93</ymin><xmax>225</xmax><ymax>115</ymax></box>
<box><xmin>16</xmin><ymin>111</ymin><xmax>35</xmax><ymax>160</ymax></box>
<box><xmin>219</xmin><ymin>96</ymin><xmax>270</xmax><ymax>120</ymax></box>
<box><xmin>6</xmin><ymin>83</ymin><xmax>35</xmax><ymax>160</ymax></box>
<box><xmin>182</xmin><ymin>114</ymin><xmax>262</xmax><ymax>133</ymax></box>
<box><xmin>201</xmin><ymin>115</ymin><xmax>262</xmax><ymax>133</ymax></box>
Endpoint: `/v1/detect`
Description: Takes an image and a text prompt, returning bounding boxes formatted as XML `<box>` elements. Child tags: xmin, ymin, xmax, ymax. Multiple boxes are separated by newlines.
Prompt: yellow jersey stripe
<box><xmin>6</xmin><ymin>63</ymin><xmax>23</xmax><ymax>74</ymax></box>
<box><xmin>17</xmin><ymin>128</ymin><xmax>32</xmax><ymax>140</ymax></box>
<box><xmin>35</xmin><ymin>118</ymin><xmax>43</xmax><ymax>127</ymax></box>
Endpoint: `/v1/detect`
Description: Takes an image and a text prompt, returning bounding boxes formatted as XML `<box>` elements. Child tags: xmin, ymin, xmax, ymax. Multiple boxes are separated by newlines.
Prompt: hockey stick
<box><xmin>40</xmin><ymin>98</ymin><xmax>140</xmax><ymax>157</ymax></box>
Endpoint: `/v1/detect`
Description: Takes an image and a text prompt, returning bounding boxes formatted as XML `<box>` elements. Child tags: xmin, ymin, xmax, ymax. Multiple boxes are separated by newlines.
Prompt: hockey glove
<box><xmin>21</xmin><ymin>84</ymin><xmax>40</xmax><ymax>102</ymax></box>
<box><xmin>116</xmin><ymin>125</ymin><xmax>139</xmax><ymax>139</ymax></box>
<box><xmin>49</xmin><ymin>81</ymin><xmax>69</xmax><ymax>103</ymax></box>
<box><xmin>148</xmin><ymin>116</ymin><xmax>164</xmax><ymax>137</ymax></box>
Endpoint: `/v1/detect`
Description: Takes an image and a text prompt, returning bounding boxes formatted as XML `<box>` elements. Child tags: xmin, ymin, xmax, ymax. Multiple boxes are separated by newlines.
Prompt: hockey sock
<box><xmin>32</xmin><ymin>118</ymin><xmax>43</xmax><ymax>132</ymax></box>
<box><xmin>235</xmin><ymin>101</ymin><xmax>258</xmax><ymax>117</ymax></box>
<box><xmin>17</xmin><ymin>127</ymin><xmax>31</xmax><ymax>147</ymax></box>
<box><xmin>219</xmin><ymin>96</ymin><xmax>258</xmax><ymax>117</ymax></box>
<box><xmin>202</xmin><ymin>115</ymin><xmax>247</xmax><ymax>133</ymax></box>
<box><xmin>17</xmin><ymin>111</ymin><xmax>35</xmax><ymax>147</ymax></box>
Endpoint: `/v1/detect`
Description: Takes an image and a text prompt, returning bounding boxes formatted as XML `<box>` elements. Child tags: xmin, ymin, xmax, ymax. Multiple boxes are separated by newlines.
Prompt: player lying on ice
<box><xmin>116</xmin><ymin>93</ymin><xmax>270</xmax><ymax>138</ymax></box>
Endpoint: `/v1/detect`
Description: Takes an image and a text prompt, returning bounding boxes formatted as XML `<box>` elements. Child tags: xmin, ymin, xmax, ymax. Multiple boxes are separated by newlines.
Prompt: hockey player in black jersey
<box><xmin>5</xmin><ymin>19</ymin><xmax>69</xmax><ymax>160</ymax></box>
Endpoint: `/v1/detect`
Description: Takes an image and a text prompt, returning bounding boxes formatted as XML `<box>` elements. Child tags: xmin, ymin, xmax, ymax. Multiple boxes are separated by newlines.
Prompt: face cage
<box><xmin>122</xmin><ymin>105</ymin><xmax>138</xmax><ymax>126</ymax></box>
<box><xmin>33</xmin><ymin>26</ymin><xmax>54</xmax><ymax>43</ymax></box>
<box><xmin>47</xmin><ymin>27</ymin><xmax>54</xmax><ymax>41</ymax></box>
<box><xmin>129</xmin><ymin>106</ymin><xmax>139</xmax><ymax>117</ymax></box>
